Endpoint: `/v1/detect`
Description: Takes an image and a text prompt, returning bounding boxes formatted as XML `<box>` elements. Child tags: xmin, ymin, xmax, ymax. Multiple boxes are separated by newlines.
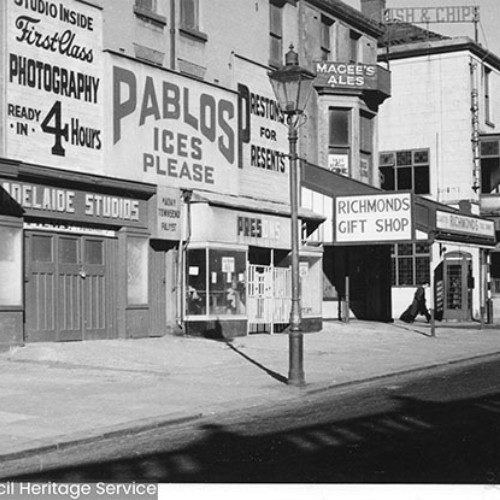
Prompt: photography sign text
<box><xmin>6</xmin><ymin>0</ymin><xmax>103</xmax><ymax>173</ymax></box>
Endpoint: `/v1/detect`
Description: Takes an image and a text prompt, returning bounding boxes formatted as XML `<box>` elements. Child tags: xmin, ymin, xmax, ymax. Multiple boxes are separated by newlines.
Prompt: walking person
<box><xmin>400</xmin><ymin>284</ymin><xmax>431</xmax><ymax>323</ymax></box>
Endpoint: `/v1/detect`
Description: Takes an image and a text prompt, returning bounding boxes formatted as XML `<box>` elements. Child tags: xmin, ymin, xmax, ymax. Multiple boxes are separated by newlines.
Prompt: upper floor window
<box><xmin>181</xmin><ymin>0</ymin><xmax>199</xmax><ymax>31</ymax></box>
<box><xmin>320</xmin><ymin>15</ymin><xmax>333</xmax><ymax>61</ymax></box>
<box><xmin>360</xmin><ymin>111</ymin><xmax>374</xmax><ymax>183</ymax></box>
<box><xmin>135</xmin><ymin>0</ymin><xmax>156</xmax><ymax>12</ymax></box>
<box><xmin>349</xmin><ymin>30</ymin><xmax>361</xmax><ymax>63</ymax></box>
<box><xmin>328</xmin><ymin>108</ymin><xmax>350</xmax><ymax>175</ymax></box>
<box><xmin>269</xmin><ymin>2</ymin><xmax>283</xmax><ymax>66</ymax></box>
<box><xmin>379</xmin><ymin>149</ymin><xmax>430</xmax><ymax>195</ymax></box>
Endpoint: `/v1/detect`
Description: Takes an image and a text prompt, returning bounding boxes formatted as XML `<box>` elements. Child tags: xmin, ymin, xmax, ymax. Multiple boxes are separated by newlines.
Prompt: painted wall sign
<box><xmin>235</xmin><ymin>56</ymin><xmax>290</xmax><ymax>204</ymax></box>
<box><xmin>335</xmin><ymin>193</ymin><xmax>413</xmax><ymax>243</ymax></box>
<box><xmin>0</xmin><ymin>180</ymin><xmax>147</xmax><ymax>227</ymax></box>
<box><xmin>150</xmin><ymin>186</ymin><xmax>182</xmax><ymax>240</ymax></box>
<box><xmin>5</xmin><ymin>0</ymin><xmax>103</xmax><ymax>172</ymax></box>
<box><xmin>106</xmin><ymin>54</ymin><xmax>238</xmax><ymax>193</ymax></box>
<box><xmin>436</xmin><ymin>210</ymin><xmax>495</xmax><ymax>239</ymax></box>
<box><xmin>385</xmin><ymin>6</ymin><xmax>479</xmax><ymax>24</ymax></box>
<box><xmin>315</xmin><ymin>62</ymin><xmax>377</xmax><ymax>90</ymax></box>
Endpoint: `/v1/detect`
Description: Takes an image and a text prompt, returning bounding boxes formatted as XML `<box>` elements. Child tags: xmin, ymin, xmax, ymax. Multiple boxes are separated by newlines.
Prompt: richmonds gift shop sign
<box><xmin>5</xmin><ymin>0</ymin><xmax>103</xmax><ymax>173</ymax></box>
<box><xmin>335</xmin><ymin>192</ymin><xmax>413</xmax><ymax>244</ymax></box>
<box><xmin>106</xmin><ymin>53</ymin><xmax>238</xmax><ymax>194</ymax></box>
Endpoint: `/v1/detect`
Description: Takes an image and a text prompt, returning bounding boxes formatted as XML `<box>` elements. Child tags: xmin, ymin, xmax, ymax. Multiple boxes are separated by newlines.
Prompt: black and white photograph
<box><xmin>1</xmin><ymin>0</ymin><xmax>500</xmax><ymax>497</ymax></box>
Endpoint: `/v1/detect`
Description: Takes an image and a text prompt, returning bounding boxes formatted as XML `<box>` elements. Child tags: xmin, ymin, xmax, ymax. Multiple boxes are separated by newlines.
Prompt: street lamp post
<box><xmin>268</xmin><ymin>46</ymin><xmax>316</xmax><ymax>386</ymax></box>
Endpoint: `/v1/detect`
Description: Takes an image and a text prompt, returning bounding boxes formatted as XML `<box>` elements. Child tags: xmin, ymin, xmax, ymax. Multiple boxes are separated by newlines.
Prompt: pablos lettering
<box><xmin>113</xmin><ymin>66</ymin><xmax>236</xmax><ymax>165</ymax></box>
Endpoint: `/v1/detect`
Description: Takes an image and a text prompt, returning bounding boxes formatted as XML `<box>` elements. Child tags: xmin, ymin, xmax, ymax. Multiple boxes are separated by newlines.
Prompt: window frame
<box><xmin>269</xmin><ymin>1</ymin><xmax>284</xmax><ymax>67</ymax></box>
<box><xmin>379</xmin><ymin>148</ymin><xmax>430</xmax><ymax>195</ymax></box>
<box><xmin>484</xmin><ymin>65</ymin><xmax>494</xmax><ymax>126</ymax></box>
<box><xmin>320</xmin><ymin>15</ymin><xmax>333</xmax><ymax>61</ymax></box>
<box><xmin>392</xmin><ymin>242</ymin><xmax>430</xmax><ymax>287</ymax></box>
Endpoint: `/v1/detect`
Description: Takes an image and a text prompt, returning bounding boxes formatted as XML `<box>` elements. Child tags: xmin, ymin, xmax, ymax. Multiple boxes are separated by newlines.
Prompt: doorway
<box><xmin>24</xmin><ymin>231</ymin><xmax>116</xmax><ymax>342</ymax></box>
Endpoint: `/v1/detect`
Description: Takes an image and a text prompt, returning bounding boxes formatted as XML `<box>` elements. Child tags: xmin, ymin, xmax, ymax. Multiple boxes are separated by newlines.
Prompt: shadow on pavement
<box><xmin>10</xmin><ymin>381</ymin><xmax>500</xmax><ymax>484</ymax></box>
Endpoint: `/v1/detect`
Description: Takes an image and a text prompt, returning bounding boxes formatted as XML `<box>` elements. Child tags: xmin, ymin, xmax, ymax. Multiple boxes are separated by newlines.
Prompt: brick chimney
<box><xmin>361</xmin><ymin>0</ymin><xmax>386</xmax><ymax>23</ymax></box>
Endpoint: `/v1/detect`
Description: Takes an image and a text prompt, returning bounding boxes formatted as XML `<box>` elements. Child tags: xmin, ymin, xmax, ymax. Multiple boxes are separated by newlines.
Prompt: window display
<box><xmin>186</xmin><ymin>247</ymin><xmax>246</xmax><ymax>317</ymax></box>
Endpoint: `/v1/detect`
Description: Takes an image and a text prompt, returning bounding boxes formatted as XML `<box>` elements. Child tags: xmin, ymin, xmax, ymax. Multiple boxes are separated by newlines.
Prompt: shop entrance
<box><xmin>24</xmin><ymin>231</ymin><xmax>116</xmax><ymax>342</ymax></box>
<box><xmin>443</xmin><ymin>251</ymin><xmax>472</xmax><ymax>321</ymax></box>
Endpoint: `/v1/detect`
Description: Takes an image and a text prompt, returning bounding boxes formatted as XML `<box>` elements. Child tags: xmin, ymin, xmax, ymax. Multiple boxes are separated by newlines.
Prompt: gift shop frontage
<box><xmin>181</xmin><ymin>191</ymin><xmax>324</xmax><ymax>339</ymax></box>
<box><xmin>302</xmin><ymin>164</ymin><xmax>497</xmax><ymax>323</ymax></box>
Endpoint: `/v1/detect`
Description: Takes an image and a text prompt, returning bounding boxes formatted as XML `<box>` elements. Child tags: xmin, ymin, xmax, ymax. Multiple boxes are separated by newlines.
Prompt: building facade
<box><xmin>363</xmin><ymin>0</ymin><xmax>500</xmax><ymax>322</ymax></box>
<box><xmin>0</xmin><ymin>0</ymin><xmax>395</xmax><ymax>346</ymax></box>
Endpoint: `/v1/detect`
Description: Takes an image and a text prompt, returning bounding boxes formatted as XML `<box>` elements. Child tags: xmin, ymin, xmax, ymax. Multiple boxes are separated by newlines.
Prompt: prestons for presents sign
<box><xmin>108</xmin><ymin>54</ymin><xmax>238</xmax><ymax>194</ymax></box>
<box><xmin>234</xmin><ymin>56</ymin><xmax>290</xmax><ymax>203</ymax></box>
<box><xmin>6</xmin><ymin>0</ymin><xmax>103</xmax><ymax>172</ymax></box>
<box><xmin>335</xmin><ymin>193</ymin><xmax>413</xmax><ymax>244</ymax></box>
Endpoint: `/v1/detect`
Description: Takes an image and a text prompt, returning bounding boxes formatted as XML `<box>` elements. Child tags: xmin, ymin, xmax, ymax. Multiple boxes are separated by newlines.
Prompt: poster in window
<box><xmin>360</xmin><ymin>158</ymin><xmax>370</xmax><ymax>183</ymax></box>
<box><xmin>222</xmin><ymin>257</ymin><xmax>235</xmax><ymax>274</ymax></box>
<box><xmin>328</xmin><ymin>154</ymin><xmax>349</xmax><ymax>176</ymax></box>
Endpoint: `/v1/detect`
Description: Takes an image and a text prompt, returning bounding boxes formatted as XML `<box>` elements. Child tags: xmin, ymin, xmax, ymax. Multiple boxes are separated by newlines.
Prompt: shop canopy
<box><xmin>302</xmin><ymin>161</ymin><xmax>497</xmax><ymax>248</ymax></box>
<box><xmin>190</xmin><ymin>188</ymin><xmax>325</xmax><ymax>235</ymax></box>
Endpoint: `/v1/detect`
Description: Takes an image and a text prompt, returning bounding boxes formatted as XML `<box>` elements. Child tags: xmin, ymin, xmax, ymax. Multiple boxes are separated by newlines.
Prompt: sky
<box><xmin>343</xmin><ymin>0</ymin><xmax>500</xmax><ymax>55</ymax></box>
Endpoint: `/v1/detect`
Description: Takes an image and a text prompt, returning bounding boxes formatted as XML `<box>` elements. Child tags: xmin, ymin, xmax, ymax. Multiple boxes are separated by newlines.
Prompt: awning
<box><xmin>302</xmin><ymin>162</ymin><xmax>497</xmax><ymax>247</ymax></box>
<box><xmin>190</xmin><ymin>188</ymin><xmax>325</xmax><ymax>234</ymax></box>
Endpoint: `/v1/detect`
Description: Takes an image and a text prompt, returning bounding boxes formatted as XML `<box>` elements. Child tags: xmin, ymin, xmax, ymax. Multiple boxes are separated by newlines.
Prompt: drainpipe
<box><xmin>176</xmin><ymin>189</ymin><xmax>192</xmax><ymax>329</ymax></box>
<box><xmin>470</xmin><ymin>57</ymin><xmax>481</xmax><ymax>194</ymax></box>
<box><xmin>170</xmin><ymin>0</ymin><xmax>176</xmax><ymax>70</ymax></box>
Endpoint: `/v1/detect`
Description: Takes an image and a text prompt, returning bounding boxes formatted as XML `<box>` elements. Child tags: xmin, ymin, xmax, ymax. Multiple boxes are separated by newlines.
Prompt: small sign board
<box><xmin>335</xmin><ymin>193</ymin><xmax>413</xmax><ymax>244</ymax></box>
<box><xmin>385</xmin><ymin>6</ymin><xmax>479</xmax><ymax>24</ymax></box>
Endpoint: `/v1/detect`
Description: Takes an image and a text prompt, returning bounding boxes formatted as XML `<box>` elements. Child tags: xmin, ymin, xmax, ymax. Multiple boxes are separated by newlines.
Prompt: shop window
<box><xmin>269</xmin><ymin>1</ymin><xmax>283</xmax><ymax>67</ymax></box>
<box><xmin>379</xmin><ymin>149</ymin><xmax>430</xmax><ymax>194</ymax></box>
<box><xmin>392</xmin><ymin>242</ymin><xmax>430</xmax><ymax>287</ymax></box>
<box><xmin>127</xmin><ymin>237</ymin><xmax>148</xmax><ymax>305</ymax></box>
<box><xmin>186</xmin><ymin>248</ymin><xmax>246</xmax><ymax>316</ymax></box>
<box><xmin>328</xmin><ymin>108</ymin><xmax>350</xmax><ymax>175</ymax></box>
<box><xmin>186</xmin><ymin>249</ymin><xmax>207</xmax><ymax>315</ymax></box>
<box><xmin>320</xmin><ymin>15</ymin><xmax>333</xmax><ymax>61</ymax></box>
<box><xmin>0</xmin><ymin>224</ymin><xmax>22</xmax><ymax>307</ymax></box>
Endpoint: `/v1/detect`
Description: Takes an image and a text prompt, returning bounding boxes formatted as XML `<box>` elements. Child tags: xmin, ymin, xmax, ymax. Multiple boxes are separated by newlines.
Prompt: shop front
<box><xmin>301</xmin><ymin>163</ymin><xmax>497</xmax><ymax>322</ymax></box>
<box><xmin>182</xmin><ymin>192</ymin><xmax>323</xmax><ymax>339</ymax></box>
<box><xmin>0</xmin><ymin>162</ymin><xmax>156</xmax><ymax>347</ymax></box>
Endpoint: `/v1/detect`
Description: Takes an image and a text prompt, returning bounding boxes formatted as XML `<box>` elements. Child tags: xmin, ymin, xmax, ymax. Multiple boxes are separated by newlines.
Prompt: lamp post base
<box><xmin>288</xmin><ymin>329</ymin><xmax>305</xmax><ymax>386</ymax></box>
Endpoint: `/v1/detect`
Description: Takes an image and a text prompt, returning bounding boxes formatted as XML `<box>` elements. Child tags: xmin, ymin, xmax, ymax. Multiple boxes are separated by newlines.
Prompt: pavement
<box><xmin>0</xmin><ymin>318</ymin><xmax>499</xmax><ymax>475</ymax></box>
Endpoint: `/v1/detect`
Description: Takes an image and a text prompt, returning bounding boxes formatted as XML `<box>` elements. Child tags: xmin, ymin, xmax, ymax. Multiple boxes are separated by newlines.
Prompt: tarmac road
<box><xmin>8</xmin><ymin>354</ymin><xmax>500</xmax><ymax>484</ymax></box>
